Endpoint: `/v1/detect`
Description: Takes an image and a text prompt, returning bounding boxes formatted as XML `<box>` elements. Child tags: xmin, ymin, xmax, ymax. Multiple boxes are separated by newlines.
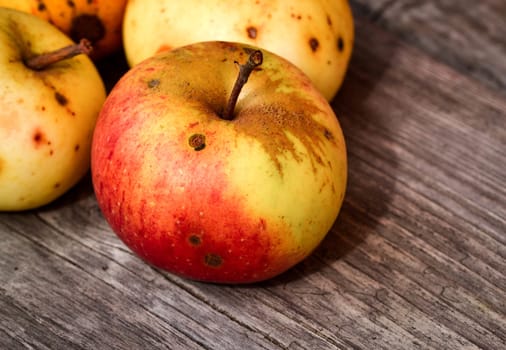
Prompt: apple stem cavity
<box><xmin>222</xmin><ymin>50</ymin><xmax>263</xmax><ymax>121</ymax></box>
<box><xmin>25</xmin><ymin>39</ymin><xmax>93</xmax><ymax>71</ymax></box>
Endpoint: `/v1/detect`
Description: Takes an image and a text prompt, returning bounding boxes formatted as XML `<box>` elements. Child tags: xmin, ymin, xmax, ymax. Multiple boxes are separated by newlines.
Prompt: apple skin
<box><xmin>122</xmin><ymin>0</ymin><xmax>354</xmax><ymax>101</ymax></box>
<box><xmin>0</xmin><ymin>0</ymin><xmax>128</xmax><ymax>60</ymax></box>
<box><xmin>0</xmin><ymin>8</ymin><xmax>106</xmax><ymax>211</ymax></box>
<box><xmin>91</xmin><ymin>41</ymin><xmax>347</xmax><ymax>283</ymax></box>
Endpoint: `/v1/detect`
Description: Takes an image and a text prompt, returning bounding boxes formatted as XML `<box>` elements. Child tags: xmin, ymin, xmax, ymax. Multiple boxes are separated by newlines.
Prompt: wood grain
<box><xmin>1</xmin><ymin>1</ymin><xmax>505</xmax><ymax>349</ymax></box>
<box><xmin>351</xmin><ymin>0</ymin><xmax>506</xmax><ymax>91</ymax></box>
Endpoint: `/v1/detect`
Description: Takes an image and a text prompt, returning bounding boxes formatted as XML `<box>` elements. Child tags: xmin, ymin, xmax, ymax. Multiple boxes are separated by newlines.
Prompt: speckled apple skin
<box><xmin>91</xmin><ymin>41</ymin><xmax>347</xmax><ymax>283</ymax></box>
<box><xmin>123</xmin><ymin>0</ymin><xmax>354</xmax><ymax>101</ymax></box>
<box><xmin>0</xmin><ymin>8</ymin><xmax>106</xmax><ymax>211</ymax></box>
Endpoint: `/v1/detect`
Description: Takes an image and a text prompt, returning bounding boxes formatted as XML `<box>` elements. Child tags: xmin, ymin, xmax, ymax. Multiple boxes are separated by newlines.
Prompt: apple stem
<box><xmin>222</xmin><ymin>50</ymin><xmax>263</xmax><ymax>120</ymax></box>
<box><xmin>25</xmin><ymin>39</ymin><xmax>93</xmax><ymax>70</ymax></box>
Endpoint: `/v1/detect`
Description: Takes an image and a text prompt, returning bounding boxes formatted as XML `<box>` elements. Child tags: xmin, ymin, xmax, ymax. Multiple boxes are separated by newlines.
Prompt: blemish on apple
<box><xmin>246</xmin><ymin>26</ymin><xmax>258</xmax><ymax>39</ymax></box>
<box><xmin>327</xmin><ymin>15</ymin><xmax>332</xmax><ymax>26</ymax></box>
<box><xmin>54</xmin><ymin>91</ymin><xmax>68</xmax><ymax>106</ymax></box>
<box><xmin>309</xmin><ymin>38</ymin><xmax>319</xmax><ymax>52</ymax></box>
<box><xmin>188</xmin><ymin>235</ymin><xmax>202</xmax><ymax>246</ymax></box>
<box><xmin>337</xmin><ymin>36</ymin><xmax>344</xmax><ymax>52</ymax></box>
<box><xmin>147</xmin><ymin>78</ymin><xmax>160</xmax><ymax>88</ymax></box>
<box><xmin>32</xmin><ymin>130</ymin><xmax>49</xmax><ymax>148</ymax></box>
<box><xmin>324</xmin><ymin>128</ymin><xmax>334</xmax><ymax>141</ymax></box>
<box><xmin>204</xmin><ymin>253</ymin><xmax>223</xmax><ymax>268</ymax></box>
<box><xmin>188</xmin><ymin>133</ymin><xmax>206</xmax><ymax>151</ymax></box>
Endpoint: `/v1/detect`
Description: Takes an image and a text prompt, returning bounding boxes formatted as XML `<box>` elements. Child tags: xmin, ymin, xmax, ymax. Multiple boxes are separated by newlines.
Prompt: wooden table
<box><xmin>1</xmin><ymin>1</ymin><xmax>505</xmax><ymax>349</ymax></box>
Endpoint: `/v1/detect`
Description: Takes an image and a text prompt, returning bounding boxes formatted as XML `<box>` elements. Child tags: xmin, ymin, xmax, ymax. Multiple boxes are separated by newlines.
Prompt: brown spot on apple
<box><xmin>204</xmin><ymin>253</ymin><xmax>223</xmax><ymax>268</ymax></box>
<box><xmin>54</xmin><ymin>91</ymin><xmax>68</xmax><ymax>106</ymax></box>
<box><xmin>70</xmin><ymin>14</ymin><xmax>105</xmax><ymax>44</ymax></box>
<box><xmin>309</xmin><ymin>38</ymin><xmax>319</xmax><ymax>52</ymax></box>
<box><xmin>327</xmin><ymin>15</ymin><xmax>332</xmax><ymax>26</ymax></box>
<box><xmin>32</xmin><ymin>129</ymin><xmax>47</xmax><ymax>147</ymax></box>
<box><xmin>54</xmin><ymin>182</ymin><xmax>61</xmax><ymax>189</ymax></box>
<box><xmin>74</xmin><ymin>144</ymin><xmax>80</xmax><ymax>152</ymax></box>
<box><xmin>337</xmin><ymin>36</ymin><xmax>345</xmax><ymax>52</ymax></box>
<box><xmin>147</xmin><ymin>79</ymin><xmax>160</xmax><ymax>88</ymax></box>
<box><xmin>188</xmin><ymin>133</ymin><xmax>206</xmax><ymax>151</ymax></box>
<box><xmin>246</xmin><ymin>26</ymin><xmax>258</xmax><ymax>39</ymax></box>
<box><xmin>188</xmin><ymin>235</ymin><xmax>202</xmax><ymax>246</ymax></box>
<box><xmin>37</xmin><ymin>2</ymin><xmax>46</xmax><ymax>11</ymax></box>
<box><xmin>324</xmin><ymin>128</ymin><xmax>334</xmax><ymax>141</ymax></box>
<box><xmin>33</xmin><ymin>132</ymin><xmax>42</xmax><ymax>143</ymax></box>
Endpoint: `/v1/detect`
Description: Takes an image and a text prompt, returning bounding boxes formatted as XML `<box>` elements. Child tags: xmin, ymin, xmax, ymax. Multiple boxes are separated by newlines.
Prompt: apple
<box><xmin>0</xmin><ymin>8</ymin><xmax>106</xmax><ymax>211</ymax></box>
<box><xmin>122</xmin><ymin>0</ymin><xmax>354</xmax><ymax>101</ymax></box>
<box><xmin>0</xmin><ymin>0</ymin><xmax>128</xmax><ymax>60</ymax></box>
<box><xmin>91</xmin><ymin>41</ymin><xmax>347</xmax><ymax>283</ymax></box>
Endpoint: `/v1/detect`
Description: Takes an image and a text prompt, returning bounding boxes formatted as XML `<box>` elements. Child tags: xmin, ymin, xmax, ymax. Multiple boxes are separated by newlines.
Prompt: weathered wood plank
<box><xmin>350</xmin><ymin>0</ymin><xmax>506</xmax><ymax>91</ymax></box>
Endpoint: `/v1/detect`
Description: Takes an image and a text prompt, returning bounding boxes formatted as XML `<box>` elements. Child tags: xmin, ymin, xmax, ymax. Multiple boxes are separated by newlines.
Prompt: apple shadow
<box><xmin>259</xmin><ymin>18</ymin><xmax>403</xmax><ymax>287</ymax></box>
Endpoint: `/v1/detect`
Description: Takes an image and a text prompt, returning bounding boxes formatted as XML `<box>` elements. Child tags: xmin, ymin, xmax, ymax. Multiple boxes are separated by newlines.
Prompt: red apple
<box><xmin>91</xmin><ymin>41</ymin><xmax>347</xmax><ymax>283</ymax></box>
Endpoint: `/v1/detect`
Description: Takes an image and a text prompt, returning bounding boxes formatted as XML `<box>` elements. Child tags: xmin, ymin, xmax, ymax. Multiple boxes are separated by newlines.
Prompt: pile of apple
<box><xmin>0</xmin><ymin>0</ymin><xmax>353</xmax><ymax>284</ymax></box>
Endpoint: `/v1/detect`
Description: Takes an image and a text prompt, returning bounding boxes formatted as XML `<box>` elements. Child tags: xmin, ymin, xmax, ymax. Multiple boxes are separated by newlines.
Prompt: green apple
<box><xmin>0</xmin><ymin>8</ymin><xmax>106</xmax><ymax>211</ymax></box>
<box><xmin>91</xmin><ymin>41</ymin><xmax>347</xmax><ymax>283</ymax></box>
<box><xmin>122</xmin><ymin>0</ymin><xmax>354</xmax><ymax>101</ymax></box>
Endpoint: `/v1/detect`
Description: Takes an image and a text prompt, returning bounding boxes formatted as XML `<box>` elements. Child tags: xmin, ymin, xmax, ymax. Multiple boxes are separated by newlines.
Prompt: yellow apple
<box><xmin>122</xmin><ymin>0</ymin><xmax>354</xmax><ymax>101</ymax></box>
<box><xmin>0</xmin><ymin>8</ymin><xmax>106</xmax><ymax>211</ymax></box>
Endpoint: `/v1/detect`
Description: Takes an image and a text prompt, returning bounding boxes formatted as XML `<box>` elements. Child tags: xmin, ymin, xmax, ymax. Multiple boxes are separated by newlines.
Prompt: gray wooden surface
<box><xmin>1</xmin><ymin>1</ymin><xmax>505</xmax><ymax>349</ymax></box>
